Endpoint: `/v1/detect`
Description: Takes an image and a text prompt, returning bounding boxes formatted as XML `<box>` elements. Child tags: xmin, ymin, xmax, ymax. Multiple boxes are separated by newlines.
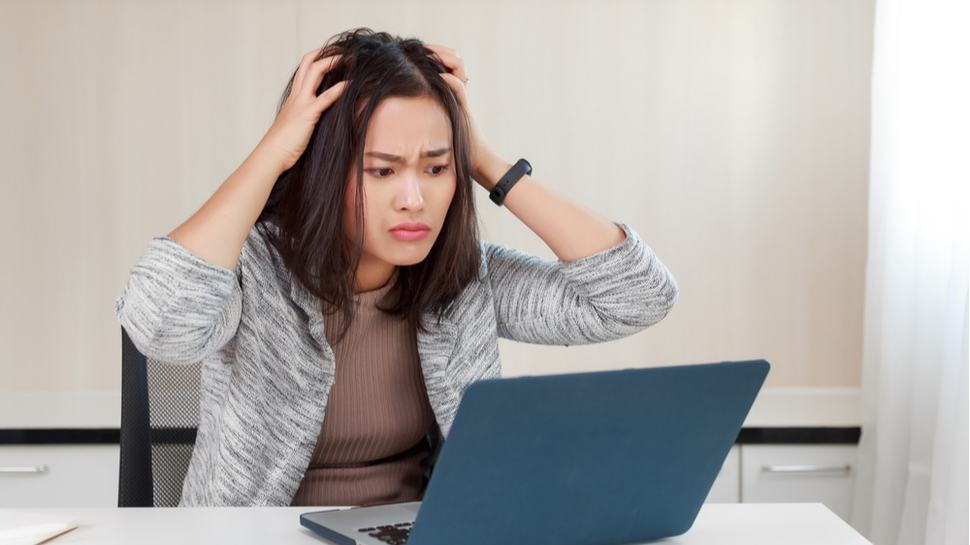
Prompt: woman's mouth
<box><xmin>389</xmin><ymin>222</ymin><xmax>431</xmax><ymax>241</ymax></box>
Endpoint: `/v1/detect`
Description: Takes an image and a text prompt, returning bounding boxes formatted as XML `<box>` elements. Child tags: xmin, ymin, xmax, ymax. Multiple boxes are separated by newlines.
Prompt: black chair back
<box><xmin>119</xmin><ymin>327</ymin><xmax>200</xmax><ymax>507</ymax></box>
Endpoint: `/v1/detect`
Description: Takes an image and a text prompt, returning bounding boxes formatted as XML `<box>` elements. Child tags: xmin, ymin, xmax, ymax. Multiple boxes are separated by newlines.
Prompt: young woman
<box><xmin>116</xmin><ymin>29</ymin><xmax>678</xmax><ymax>507</ymax></box>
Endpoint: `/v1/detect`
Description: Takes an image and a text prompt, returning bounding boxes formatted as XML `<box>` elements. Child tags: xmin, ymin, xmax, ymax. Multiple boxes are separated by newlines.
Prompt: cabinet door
<box><xmin>705</xmin><ymin>444</ymin><xmax>740</xmax><ymax>503</ymax></box>
<box><xmin>741</xmin><ymin>444</ymin><xmax>856</xmax><ymax>520</ymax></box>
<box><xmin>0</xmin><ymin>445</ymin><xmax>119</xmax><ymax>508</ymax></box>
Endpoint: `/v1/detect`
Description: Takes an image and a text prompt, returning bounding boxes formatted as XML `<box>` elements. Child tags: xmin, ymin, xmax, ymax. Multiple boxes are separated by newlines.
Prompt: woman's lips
<box><xmin>389</xmin><ymin>222</ymin><xmax>431</xmax><ymax>241</ymax></box>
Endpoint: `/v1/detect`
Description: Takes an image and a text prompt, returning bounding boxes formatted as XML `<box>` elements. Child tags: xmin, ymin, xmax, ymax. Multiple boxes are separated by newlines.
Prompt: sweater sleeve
<box><xmin>115</xmin><ymin>236</ymin><xmax>243</xmax><ymax>365</ymax></box>
<box><xmin>485</xmin><ymin>223</ymin><xmax>678</xmax><ymax>345</ymax></box>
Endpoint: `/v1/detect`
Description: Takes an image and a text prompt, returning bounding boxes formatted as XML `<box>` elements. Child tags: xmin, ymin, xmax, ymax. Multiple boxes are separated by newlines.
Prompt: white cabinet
<box><xmin>706</xmin><ymin>445</ymin><xmax>740</xmax><ymax>503</ymax></box>
<box><xmin>0</xmin><ymin>445</ymin><xmax>119</xmax><ymax>508</ymax></box>
<box><xmin>3</xmin><ymin>442</ymin><xmax>857</xmax><ymax>513</ymax></box>
<box><xmin>705</xmin><ymin>444</ymin><xmax>858</xmax><ymax>522</ymax></box>
<box><xmin>740</xmin><ymin>444</ymin><xmax>856</xmax><ymax>520</ymax></box>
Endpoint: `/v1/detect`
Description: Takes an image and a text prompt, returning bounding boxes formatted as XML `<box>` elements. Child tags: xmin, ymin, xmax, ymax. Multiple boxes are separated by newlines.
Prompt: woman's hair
<box><xmin>256</xmin><ymin>28</ymin><xmax>480</xmax><ymax>337</ymax></box>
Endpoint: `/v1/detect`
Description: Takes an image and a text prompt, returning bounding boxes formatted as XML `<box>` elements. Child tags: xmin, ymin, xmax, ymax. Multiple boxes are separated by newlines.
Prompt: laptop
<box><xmin>300</xmin><ymin>359</ymin><xmax>769</xmax><ymax>545</ymax></box>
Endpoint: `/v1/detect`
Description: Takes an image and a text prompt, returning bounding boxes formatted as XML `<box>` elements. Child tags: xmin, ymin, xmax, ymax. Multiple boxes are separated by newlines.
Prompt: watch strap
<box><xmin>489</xmin><ymin>159</ymin><xmax>532</xmax><ymax>206</ymax></box>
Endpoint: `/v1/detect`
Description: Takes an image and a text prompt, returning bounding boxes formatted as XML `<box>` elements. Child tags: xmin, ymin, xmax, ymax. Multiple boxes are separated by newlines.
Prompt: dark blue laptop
<box><xmin>301</xmin><ymin>360</ymin><xmax>769</xmax><ymax>545</ymax></box>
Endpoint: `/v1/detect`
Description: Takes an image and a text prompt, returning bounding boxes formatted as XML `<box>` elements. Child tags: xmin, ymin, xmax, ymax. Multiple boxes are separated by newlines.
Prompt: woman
<box><xmin>116</xmin><ymin>29</ymin><xmax>678</xmax><ymax>507</ymax></box>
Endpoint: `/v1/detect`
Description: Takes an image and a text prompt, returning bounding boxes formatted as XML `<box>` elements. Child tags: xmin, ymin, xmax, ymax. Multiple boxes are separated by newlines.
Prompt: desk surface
<box><xmin>16</xmin><ymin>503</ymin><xmax>871</xmax><ymax>545</ymax></box>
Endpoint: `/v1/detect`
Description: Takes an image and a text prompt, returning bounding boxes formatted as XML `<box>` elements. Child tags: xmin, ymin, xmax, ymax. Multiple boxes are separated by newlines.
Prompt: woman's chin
<box><xmin>384</xmin><ymin>246</ymin><xmax>435</xmax><ymax>267</ymax></box>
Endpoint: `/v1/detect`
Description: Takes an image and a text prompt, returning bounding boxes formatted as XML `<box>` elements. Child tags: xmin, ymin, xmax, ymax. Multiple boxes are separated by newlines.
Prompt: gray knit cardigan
<box><xmin>115</xmin><ymin>222</ymin><xmax>678</xmax><ymax>506</ymax></box>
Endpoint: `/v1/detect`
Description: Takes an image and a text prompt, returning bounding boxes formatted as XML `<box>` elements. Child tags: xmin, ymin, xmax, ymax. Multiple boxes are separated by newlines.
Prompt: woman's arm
<box><xmin>473</xmin><ymin>153</ymin><xmax>627</xmax><ymax>261</ymax></box>
<box><xmin>168</xmin><ymin>52</ymin><xmax>346</xmax><ymax>271</ymax></box>
<box><xmin>428</xmin><ymin>45</ymin><xmax>625</xmax><ymax>261</ymax></box>
<box><xmin>428</xmin><ymin>46</ymin><xmax>676</xmax><ymax>344</ymax></box>
<box><xmin>117</xmin><ymin>50</ymin><xmax>345</xmax><ymax>362</ymax></box>
<box><xmin>117</xmin><ymin>236</ymin><xmax>243</xmax><ymax>364</ymax></box>
<box><xmin>484</xmin><ymin>226</ymin><xmax>678</xmax><ymax>345</ymax></box>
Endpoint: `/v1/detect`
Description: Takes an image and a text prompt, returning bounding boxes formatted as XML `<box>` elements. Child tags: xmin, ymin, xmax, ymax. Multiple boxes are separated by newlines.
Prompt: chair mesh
<box><xmin>119</xmin><ymin>327</ymin><xmax>201</xmax><ymax>507</ymax></box>
<box><xmin>147</xmin><ymin>358</ymin><xmax>201</xmax><ymax>507</ymax></box>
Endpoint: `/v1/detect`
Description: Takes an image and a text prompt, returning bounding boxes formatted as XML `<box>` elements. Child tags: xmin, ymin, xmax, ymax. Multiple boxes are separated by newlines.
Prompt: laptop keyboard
<box><xmin>357</xmin><ymin>522</ymin><xmax>412</xmax><ymax>545</ymax></box>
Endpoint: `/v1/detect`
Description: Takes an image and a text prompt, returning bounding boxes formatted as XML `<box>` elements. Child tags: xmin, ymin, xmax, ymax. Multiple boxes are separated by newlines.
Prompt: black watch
<box><xmin>489</xmin><ymin>159</ymin><xmax>532</xmax><ymax>206</ymax></box>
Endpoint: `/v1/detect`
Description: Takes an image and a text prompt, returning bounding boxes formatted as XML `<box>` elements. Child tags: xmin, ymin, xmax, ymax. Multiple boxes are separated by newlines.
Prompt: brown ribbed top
<box><xmin>289</xmin><ymin>280</ymin><xmax>435</xmax><ymax>507</ymax></box>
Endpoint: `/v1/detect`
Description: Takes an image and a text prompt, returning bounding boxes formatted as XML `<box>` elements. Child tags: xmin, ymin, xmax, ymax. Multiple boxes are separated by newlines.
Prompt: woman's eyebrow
<box><xmin>364</xmin><ymin>148</ymin><xmax>452</xmax><ymax>162</ymax></box>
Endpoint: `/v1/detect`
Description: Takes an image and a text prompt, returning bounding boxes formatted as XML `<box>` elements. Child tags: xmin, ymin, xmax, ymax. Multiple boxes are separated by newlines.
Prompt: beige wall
<box><xmin>0</xmin><ymin>0</ymin><xmax>873</xmax><ymax>392</ymax></box>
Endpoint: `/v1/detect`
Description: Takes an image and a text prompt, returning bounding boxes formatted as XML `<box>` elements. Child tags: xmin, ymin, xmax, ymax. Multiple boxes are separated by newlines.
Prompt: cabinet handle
<box><xmin>0</xmin><ymin>465</ymin><xmax>48</xmax><ymax>473</ymax></box>
<box><xmin>762</xmin><ymin>464</ymin><xmax>851</xmax><ymax>474</ymax></box>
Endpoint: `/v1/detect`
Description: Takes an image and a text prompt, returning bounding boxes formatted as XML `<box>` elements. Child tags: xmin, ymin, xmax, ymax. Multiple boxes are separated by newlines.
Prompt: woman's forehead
<box><xmin>363</xmin><ymin>95</ymin><xmax>452</xmax><ymax>157</ymax></box>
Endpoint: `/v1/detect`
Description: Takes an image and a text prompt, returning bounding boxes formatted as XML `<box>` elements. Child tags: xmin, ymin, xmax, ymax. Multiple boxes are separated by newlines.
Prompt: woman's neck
<box><xmin>353</xmin><ymin>256</ymin><xmax>396</xmax><ymax>293</ymax></box>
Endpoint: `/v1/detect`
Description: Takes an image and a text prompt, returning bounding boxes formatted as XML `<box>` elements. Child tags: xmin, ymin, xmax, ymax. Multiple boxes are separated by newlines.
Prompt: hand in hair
<box><xmin>262</xmin><ymin>52</ymin><xmax>348</xmax><ymax>172</ymax></box>
<box><xmin>425</xmin><ymin>44</ymin><xmax>498</xmax><ymax>191</ymax></box>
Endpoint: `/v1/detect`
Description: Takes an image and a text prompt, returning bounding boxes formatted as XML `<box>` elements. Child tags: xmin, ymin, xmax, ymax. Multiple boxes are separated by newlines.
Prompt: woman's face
<box><xmin>345</xmin><ymin>95</ymin><xmax>457</xmax><ymax>282</ymax></box>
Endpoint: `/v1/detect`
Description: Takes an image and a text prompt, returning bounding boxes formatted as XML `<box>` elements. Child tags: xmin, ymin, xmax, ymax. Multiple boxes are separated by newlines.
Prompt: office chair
<box><xmin>119</xmin><ymin>327</ymin><xmax>201</xmax><ymax>507</ymax></box>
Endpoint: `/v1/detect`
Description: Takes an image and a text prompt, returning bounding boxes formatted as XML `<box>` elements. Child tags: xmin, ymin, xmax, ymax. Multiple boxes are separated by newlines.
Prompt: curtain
<box><xmin>851</xmin><ymin>0</ymin><xmax>969</xmax><ymax>543</ymax></box>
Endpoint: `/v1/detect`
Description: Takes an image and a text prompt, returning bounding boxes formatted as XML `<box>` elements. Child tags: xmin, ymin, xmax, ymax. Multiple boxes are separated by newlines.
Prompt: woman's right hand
<box><xmin>258</xmin><ymin>51</ymin><xmax>347</xmax><ymax>173</ymax></box>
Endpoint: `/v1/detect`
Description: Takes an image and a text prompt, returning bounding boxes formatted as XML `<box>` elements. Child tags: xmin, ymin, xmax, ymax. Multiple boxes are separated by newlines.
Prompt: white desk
<box><xmin>14</xmin><ymin>503</ymin><xmax>871</xmax><ymax>544</ymax></box>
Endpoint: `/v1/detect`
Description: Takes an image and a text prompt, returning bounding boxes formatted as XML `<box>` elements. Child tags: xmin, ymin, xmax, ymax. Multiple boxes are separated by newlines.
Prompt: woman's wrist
<box><xmin>249</xmin><ymin>139</ymin><xmax>292</xmax><ymax>181</ymax></box>
<box><xmin>472</xmin><ymin>150</ymin><xmax>512</xmax><ymax>191</ymax></box>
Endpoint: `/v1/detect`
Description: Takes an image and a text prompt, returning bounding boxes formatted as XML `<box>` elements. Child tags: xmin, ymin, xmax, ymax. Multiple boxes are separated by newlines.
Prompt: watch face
<box><xmin>490</xmin><ymin>187</ymin><xmax>506</xmax><ymax>205</ymax></box>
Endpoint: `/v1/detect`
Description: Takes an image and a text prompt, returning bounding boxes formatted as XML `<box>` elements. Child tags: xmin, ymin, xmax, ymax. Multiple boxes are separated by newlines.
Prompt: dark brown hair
<box><xmin>256</xmin><ymin>29</ymin><xmax>480</xmax><ymax>337</ymax></box>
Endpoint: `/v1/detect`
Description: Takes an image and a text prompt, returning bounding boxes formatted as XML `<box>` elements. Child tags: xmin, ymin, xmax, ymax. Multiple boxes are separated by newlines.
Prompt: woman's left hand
<box><xmin>426</xmin><ymin>44</ymin><xmax>500</xmax><ymax>190</ymax></box>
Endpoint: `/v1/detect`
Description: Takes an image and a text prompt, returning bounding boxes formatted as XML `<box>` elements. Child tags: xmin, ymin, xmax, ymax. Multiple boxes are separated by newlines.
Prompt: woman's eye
<box><xmin>428</xmin><ymin>165</ymin><xmax>448</xmax><ymax>175</ymax></box>
<box><xmin>368</xmin><ymin>168</ymin><xmax>393</xmax><ymax>177</ymax></box>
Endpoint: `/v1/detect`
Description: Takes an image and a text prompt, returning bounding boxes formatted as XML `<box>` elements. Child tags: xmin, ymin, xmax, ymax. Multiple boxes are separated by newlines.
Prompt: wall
<box><xmin>0</xmin><ymin>0</ymin><xmax>874</xmax><ymax>392</ymax></box>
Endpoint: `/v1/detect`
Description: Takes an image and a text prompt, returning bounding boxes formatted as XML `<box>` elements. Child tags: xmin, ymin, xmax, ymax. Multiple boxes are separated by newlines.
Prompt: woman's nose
<box><xmin>395</xmin><ymin>171</ymin><xmax>424</xmax><ymax>211</ymax></box>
